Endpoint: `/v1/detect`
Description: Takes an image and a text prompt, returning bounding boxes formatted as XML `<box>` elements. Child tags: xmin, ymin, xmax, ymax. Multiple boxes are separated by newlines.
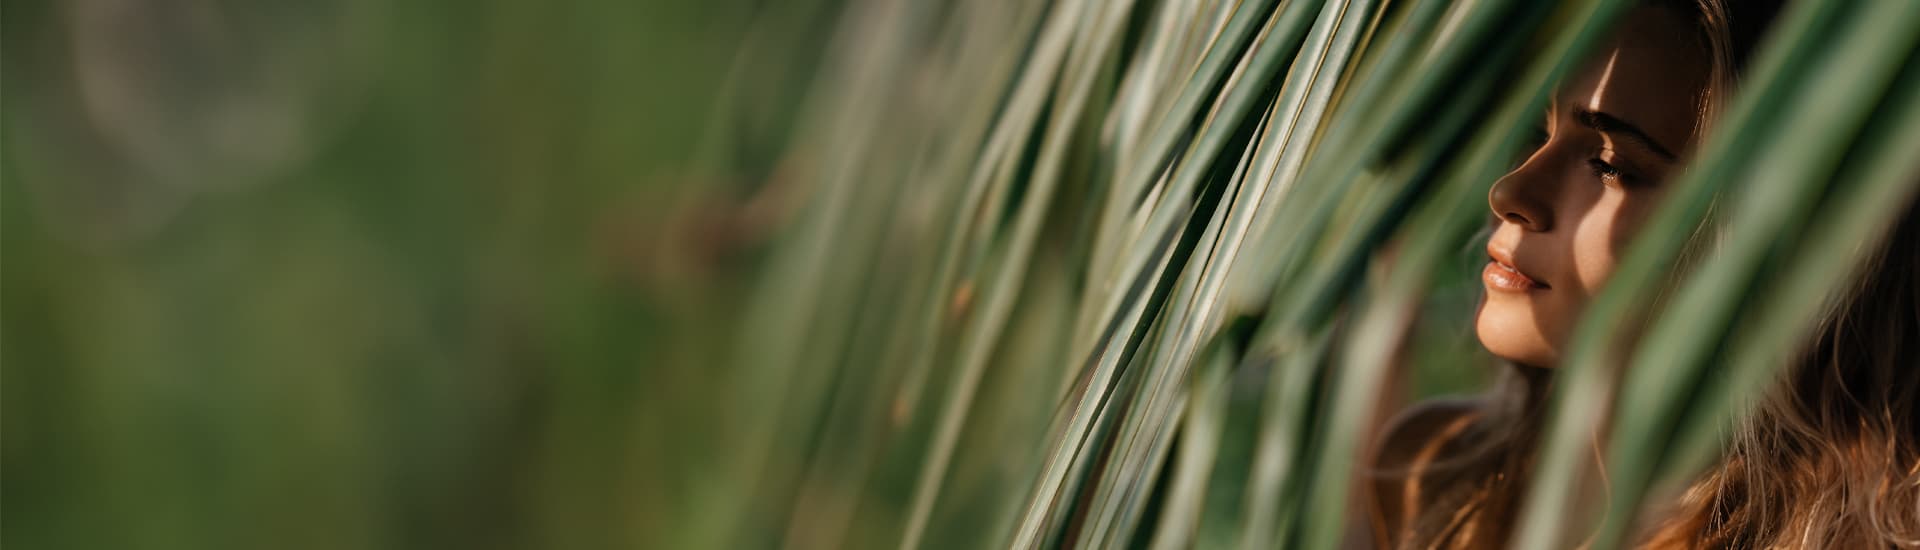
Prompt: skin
<box><xmin>1476</xmin><ymin>7</ymin><xmax>1712</xmax><ymax>367</ymax></box>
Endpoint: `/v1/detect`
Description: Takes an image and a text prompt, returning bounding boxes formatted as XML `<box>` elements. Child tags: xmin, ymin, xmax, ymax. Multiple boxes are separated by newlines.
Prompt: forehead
<box><xmin>1556</xmin><ymin>7</ymin><xmax>1712</xmax><ymax>152</ymax></box>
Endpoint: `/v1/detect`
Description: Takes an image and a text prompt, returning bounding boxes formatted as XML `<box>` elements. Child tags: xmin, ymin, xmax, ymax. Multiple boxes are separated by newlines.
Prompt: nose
<box><xmin>1488</xmin><ymin>156</ymin><xmax>1555</xmax><ymax>232</ymax></box>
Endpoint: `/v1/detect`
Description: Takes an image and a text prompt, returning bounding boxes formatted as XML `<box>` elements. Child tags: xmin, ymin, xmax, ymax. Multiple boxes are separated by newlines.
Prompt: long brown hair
<box><xmin>1642</xmin><ymin>201</ymin><xmax>1920</xmax><ymax>548</ymax></box>
<box><xmin>1381</xmin><ymin>1</ymin><xmax>1920</xmax><ymax>547</ymax></box>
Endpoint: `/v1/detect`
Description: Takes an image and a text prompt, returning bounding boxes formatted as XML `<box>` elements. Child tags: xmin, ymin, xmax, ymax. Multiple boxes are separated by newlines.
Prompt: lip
<box><xmin>1484</xmin><ymin>247</ymin><xmax>1548</xmax><ymax>293</ymax></box>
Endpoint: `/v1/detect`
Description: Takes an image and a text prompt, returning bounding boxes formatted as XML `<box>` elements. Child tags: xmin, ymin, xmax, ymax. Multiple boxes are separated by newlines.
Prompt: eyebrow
<box><xmin>1573</xmin><ymin>107</ymin><xmax>1677</xmax><ymax>161</ymax></box>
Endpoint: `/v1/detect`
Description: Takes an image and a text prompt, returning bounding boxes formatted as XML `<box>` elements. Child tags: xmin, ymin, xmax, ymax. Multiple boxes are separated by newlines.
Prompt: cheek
<box><xmin>1568</xmin><ymin>187</ymin><xmax>1634</xmax><ymax>293</ymax></box>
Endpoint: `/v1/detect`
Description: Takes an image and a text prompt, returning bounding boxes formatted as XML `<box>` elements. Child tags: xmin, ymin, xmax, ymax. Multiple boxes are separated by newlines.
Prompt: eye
<box><xmin>1587</xmin><ymin>158</ymin><xmax>1631</xmax><ymax>185</ymax></box>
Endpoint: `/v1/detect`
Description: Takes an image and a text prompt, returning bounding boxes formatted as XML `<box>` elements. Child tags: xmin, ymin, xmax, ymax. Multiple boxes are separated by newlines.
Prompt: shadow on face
<box><xmin>1475</xmin><ymin>6</ymin><xmax>1712</xmax><ymax>367</ymax></box>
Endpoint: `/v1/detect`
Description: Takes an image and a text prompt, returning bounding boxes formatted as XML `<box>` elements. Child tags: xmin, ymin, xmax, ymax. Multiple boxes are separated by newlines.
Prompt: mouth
<box><xmin>1483</xmin><ymin>251</ymin><xmax>1548</xmax><ymax>293</ymax></box>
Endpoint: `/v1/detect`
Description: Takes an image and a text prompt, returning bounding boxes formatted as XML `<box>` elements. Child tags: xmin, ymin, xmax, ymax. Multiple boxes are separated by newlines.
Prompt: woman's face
<box><xmin>1476</xmin><ymin>7</ymin><xmax>1712</xmax><ymax>367</ymax></box>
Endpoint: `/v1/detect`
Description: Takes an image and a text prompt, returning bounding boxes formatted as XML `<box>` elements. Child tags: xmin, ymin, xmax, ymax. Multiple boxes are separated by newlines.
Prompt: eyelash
<box><xmin>1522</xmin><ymin>120</ymin><xmax>1639</xmax><ymax>185</ymax></box>
<box><xmin>1588</xmin><ymin>157</ymin><xmax>1631</xmax><ymax>184</ymax></box>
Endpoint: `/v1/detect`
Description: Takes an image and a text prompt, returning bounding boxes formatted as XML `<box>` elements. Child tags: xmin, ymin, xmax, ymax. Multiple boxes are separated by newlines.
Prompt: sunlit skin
<box><xmin>1476</xmin><ymin>7</ymin><xmax>1712</xmax><ymax>367</ymax></box>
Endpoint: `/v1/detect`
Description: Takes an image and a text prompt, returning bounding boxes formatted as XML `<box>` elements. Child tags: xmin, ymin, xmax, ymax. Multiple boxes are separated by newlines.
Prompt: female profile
<box><xmin>1370</xmin><ymin>1</ymin><xmax>1920</xmax><ymax>548</ymax></box>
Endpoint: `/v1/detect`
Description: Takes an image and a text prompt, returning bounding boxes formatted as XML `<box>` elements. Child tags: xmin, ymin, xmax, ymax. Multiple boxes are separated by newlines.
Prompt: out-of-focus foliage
<box><xmin>7</xmin><ymin>0</ymin><xmax>1917</xmax><ymax>549</ymax></box>
<box><xmin>707</xmin><ymin>0</ymin><xmax>1920</xmax><ymax>549</ymax></box>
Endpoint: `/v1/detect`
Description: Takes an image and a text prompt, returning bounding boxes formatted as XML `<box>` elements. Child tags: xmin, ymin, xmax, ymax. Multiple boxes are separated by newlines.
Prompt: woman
<box><xmin>1369</xmin><ymin>1</ymin><xmax>1920</xmax><ymax>548</ymax></box>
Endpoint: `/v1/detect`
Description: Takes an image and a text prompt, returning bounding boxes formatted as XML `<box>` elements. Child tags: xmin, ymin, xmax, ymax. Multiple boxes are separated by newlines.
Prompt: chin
<box><xmin>1475</xmin><ymin>301</ymin><xmax>1560</xmax><ymax>368</ymax></box>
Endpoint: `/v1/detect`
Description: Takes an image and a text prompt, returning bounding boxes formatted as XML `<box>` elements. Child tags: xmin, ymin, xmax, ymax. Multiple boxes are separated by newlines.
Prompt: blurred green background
<box><xmin>2</xmin><ymin>0</ymin><xmax>846</xmax><ymax>547</ymax></box>
<box><xmin>0</xmin><ymin>1</ymin><xmax>1497</xmax><ymax>548</ymax></box>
